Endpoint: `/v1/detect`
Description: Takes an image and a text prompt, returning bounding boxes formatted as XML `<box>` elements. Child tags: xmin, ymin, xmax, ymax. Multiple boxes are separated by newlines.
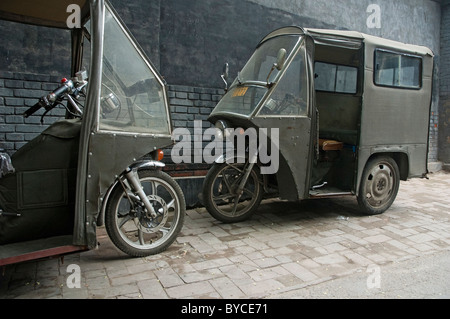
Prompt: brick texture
<box><xmin>0</xmin><ymin>72</ymin><xmax>62</xmax><ymax>154</ymax></box>
<box><xmin>439</xmin><ymin>4</ymin><xmax>450</xmax><ymax>163</ymax></box>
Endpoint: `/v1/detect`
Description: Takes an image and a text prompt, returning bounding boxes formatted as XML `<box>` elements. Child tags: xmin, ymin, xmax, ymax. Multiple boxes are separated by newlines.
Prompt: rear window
<box><xmin>374</xmin><ymin>50</ymin><xmax>422</xmax><ymax>89</ymax></box>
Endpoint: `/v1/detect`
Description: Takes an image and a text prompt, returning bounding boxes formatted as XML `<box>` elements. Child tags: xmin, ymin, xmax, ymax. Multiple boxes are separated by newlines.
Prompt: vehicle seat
<box><xmin>319</xmin><ymin>139</ymin><xmax>344</xmax><ymax>151</ymax></box>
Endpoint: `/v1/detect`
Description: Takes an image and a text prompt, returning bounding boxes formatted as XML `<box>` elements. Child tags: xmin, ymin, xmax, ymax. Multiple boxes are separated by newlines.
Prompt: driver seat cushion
<box><xmin>319</xmin><ymin>139</ymin><xmax>344</xmax><ymax>151</ymax></box>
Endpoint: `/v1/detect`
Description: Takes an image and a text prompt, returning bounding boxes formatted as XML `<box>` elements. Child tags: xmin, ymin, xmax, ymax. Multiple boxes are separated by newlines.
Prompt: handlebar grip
<box><xmin>23</xmin><ymin>99</ymin><xmax>46</xmax><ymax>118</ymax></box>
<box><xmin>52</xmin><ymin>84</ymin><xmax>70</xmax><ymax>99</ymax></box>
<box><xmin>23</xmin><ymin>80</ymin><xmax>74</xmax><ymax>118</ymax></box>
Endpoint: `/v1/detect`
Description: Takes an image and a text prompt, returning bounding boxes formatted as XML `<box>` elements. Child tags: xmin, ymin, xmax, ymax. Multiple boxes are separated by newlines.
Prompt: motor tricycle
<box><xmin>0</xmin><ymin>0</ymin><xmax>185</xmax><ymax>266</ymax></box>
<box><xmin>202</xmin><ymin>26</ymin><xmax>434</xmax><ymax>223</ymax></box>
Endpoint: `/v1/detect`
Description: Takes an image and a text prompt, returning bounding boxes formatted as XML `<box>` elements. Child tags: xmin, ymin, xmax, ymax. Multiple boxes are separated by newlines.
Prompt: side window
<box><xmin>99</xmin><ymin>6</ymin><xmax>170</xmax><ymax>135</ymax></box>
<box><xmin>374</xmin><ymin>50</ymin><xmax>422</xmax><ymax>89</ymax></box>
<box><xmin>315</xmin><ymin>62</ymin><xmax>358</xmax><ymax>94</ymax></box>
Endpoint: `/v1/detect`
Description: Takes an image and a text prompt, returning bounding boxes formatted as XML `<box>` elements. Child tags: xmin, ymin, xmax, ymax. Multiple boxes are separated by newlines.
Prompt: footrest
<box><xmin>0</xmin><ymin>210</ymin><xmax>21</xmax><ymax>217</ymax></box>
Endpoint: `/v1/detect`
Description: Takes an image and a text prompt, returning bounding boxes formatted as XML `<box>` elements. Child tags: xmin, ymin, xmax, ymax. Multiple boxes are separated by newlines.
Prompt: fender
<box><xmin>96</xmin><ymin>160</ymin><xmax>165</xmax><ymax>226</ymax></box>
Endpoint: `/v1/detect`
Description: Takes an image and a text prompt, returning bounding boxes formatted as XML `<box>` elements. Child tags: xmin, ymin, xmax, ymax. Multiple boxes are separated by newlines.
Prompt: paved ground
<box><xmin>1</xmin><ymin>171</ymin><xmax>449</xmax><ymax>299</ymax></box>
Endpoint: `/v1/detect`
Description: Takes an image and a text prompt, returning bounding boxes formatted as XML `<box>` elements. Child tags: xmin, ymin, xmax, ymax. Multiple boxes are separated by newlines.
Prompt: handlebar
<box><xmin>23</xmin><ymin>78</ymin><xmax>83</xmax><ymax>119</ymax></box>
<box><xmin>23</xmin><ymin>97</ymin><xmax>50</xmax><ymax>118</ymax></box>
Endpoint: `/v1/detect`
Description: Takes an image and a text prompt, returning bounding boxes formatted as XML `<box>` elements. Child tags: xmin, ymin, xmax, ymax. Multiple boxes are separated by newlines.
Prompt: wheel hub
<box><xmin>376</xmin><ymin>179</ymin><xmax>386</xmax><ymax>191</ymax></box>
<box><xmin>135</xmin><ymin>195</ymin><xmax>168</xmax><ymax>233</ymax></box>
<box><xmin>366</xmin><ymin>164</ymin><xmax>394</xmax><ymax>206</ymax></box>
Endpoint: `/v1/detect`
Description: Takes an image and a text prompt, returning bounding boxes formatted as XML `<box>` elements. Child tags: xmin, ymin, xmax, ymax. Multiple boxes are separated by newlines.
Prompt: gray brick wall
<box><xmin>165</xmin><ymin>84</ymin><xmax>223</xmax><ymax>166</ymax></box>
<box><xmin>429</xmin><ymin>110</ymin><xmax>439</xmax><ymax>163</ymax></box>
<box><xmin>439</xmin><ymin>3</ymin><xmax>450</xmax><ymax>164</ymax></box>
<box><xmin>168</xmin><ymin>84</ymin><xmax>223</xmax><ymax>130</ymax></box>
<box><xmin>0</xmin><ymin>72</ymin><xmax>62</xmax><ymax>154</ymax></box>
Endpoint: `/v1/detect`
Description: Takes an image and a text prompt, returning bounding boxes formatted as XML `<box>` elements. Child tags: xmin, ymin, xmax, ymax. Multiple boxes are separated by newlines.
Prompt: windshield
<box><xmin>236</xmin><ymin>35</ymin><xmax>301</xmax><ymax>85</ymax></box>
<box><xmin>212</xmin><ymin>35</ymin><xmax>305</xmax><ymax>117</ymax></box>
<box><xmin>98</xmin><ymin>6</ymin><xmax>171</xmax><ymax>135</ymax></box>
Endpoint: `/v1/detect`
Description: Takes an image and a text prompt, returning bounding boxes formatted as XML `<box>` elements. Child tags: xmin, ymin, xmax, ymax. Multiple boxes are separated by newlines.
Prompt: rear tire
<box><xmin>357</xmin><ymin>156</ymin><xmax>400</xmax><ymax>215</ymax></box>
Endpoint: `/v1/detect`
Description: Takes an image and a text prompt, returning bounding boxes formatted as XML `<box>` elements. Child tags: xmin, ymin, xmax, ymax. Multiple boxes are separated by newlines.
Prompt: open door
<box><xmin>74</xmin><ymin>1</ymin><xmax>174</xmax><ymax>248</ymax></box>
<box><xmin>253</xmin><ymin>34</ymin><xmax>316</xmax><ymax>201</ymax></box>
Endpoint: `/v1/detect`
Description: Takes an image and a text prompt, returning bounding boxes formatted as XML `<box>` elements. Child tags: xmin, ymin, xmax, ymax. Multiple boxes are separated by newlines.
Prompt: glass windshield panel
<box><xmin>213</xmin><ymin>35</ymin><xmax>302</xmax><ymax>117</ymax></box>
<box><xmin>212</xmin><ymin>86</ymin><xmax>266</xmax><ymax>116</ymax></box>
<box><xmin>259</xmin><ymin>48</ymin><xmax>308</xmax><ymax>116</ymax></box>
<box><xmin>236</xmin><ymin>35</ymin><xmax>301</xmax><ymax>84</ymax></box>
<box><xmin>99</xmin><ymin>7</ymin><xmax>170</xmax><ymax>135</ymax></box>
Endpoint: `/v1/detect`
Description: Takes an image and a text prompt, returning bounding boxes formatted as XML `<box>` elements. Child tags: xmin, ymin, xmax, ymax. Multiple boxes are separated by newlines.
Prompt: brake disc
<box><xmin>135</xmin><ymin>195</ymin><xmax>169</xmax><ymax>233</ymax></box>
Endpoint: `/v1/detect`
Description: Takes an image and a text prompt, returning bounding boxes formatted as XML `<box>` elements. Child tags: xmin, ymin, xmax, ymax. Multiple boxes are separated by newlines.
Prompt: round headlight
<box><xmin>215</xmin><ymin>120</ymin><xmax>228</xmax><ymax>131</ymax></box>
<box><xmin>215</xmin><ymin>128</ymin><xmax>223</xmax><ymax>140</ymax></box>
<box><xmin>215</xmin><ymin>120</ymin><xmax>228</xmax><ymax>139</ymax></box>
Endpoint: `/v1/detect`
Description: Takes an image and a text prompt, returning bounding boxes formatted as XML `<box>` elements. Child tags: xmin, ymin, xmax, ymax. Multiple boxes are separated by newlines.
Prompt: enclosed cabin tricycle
<box><xmin>202</xmin><ymin>27</ymin><xmax>434</xmax><ymax>223</ymax></box>
<box><xmin>0</xmin><ymin>0</ymin><xmax>185</xmax><ymax>266</ymax></box>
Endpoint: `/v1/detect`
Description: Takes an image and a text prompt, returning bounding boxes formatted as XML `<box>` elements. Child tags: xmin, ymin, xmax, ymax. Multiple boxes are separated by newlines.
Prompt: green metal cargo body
<box><xmin>307</xmin><ymin>28</ymin><xmax>434</xmax><ymax>194</ymax></box>
<box><xmin>203</xmin><ymin>26</ymin><xmax>434</xmax><ymax>222</ymax></box>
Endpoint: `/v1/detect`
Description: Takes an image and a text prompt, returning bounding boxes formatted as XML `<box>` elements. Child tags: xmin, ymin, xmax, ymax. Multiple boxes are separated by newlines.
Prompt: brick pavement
<box><xmin>1</xmin><ymin>171</ymin><xmax>449</xmax><ymax>299</ymax></box>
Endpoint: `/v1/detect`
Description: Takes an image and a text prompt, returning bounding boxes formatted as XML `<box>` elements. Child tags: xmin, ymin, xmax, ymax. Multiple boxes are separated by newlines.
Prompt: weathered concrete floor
<box><xmin>1</xmin><ymin>171</ymin><xmax>449</xmax><ymax>299</ymax></box>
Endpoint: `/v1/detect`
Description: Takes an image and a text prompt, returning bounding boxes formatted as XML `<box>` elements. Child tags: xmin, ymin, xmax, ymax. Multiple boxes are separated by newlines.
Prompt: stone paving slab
<box><xmin>1</xmin><ymin>171</ymin><xmax>449</xmax><ymax>299</ymax></box>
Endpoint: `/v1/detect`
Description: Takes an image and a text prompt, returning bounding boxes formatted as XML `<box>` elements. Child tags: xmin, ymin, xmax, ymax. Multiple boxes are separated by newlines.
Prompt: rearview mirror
<box><xmin>275</xmin><ymin>48</ymin><xmax>287</xmax><ymax>70</ymax></box>
<box><xmin>222</xmin><ymin>63</ymin><xmax>229</xmax><ymax>80</ymax></box>
<box><xmin>266</xmin><ymin>48</ymin><xmax>287</xmax><ymax>85</ymax></box>
<box><xmin>221</xmin><ymin>63</ymin><xmax>229</xmax><ymax>91</ymax></box>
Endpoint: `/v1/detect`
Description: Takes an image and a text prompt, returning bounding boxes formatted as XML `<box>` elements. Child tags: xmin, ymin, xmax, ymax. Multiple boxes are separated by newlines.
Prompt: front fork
<box><xmin>235</xmin><ymin>150</ymin><xmax>259</xmax><ymax>198</ymax></box>
<box><xmin>123</xmin><ymin>167</ymin><xmax>157</xmax><ymax>218</ymax></box>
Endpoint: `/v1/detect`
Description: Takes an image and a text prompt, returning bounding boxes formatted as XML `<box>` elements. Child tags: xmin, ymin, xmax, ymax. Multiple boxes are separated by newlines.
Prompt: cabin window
<box><xmin>374</xmin><ymin>50</ymin><xmax>422</xmax><ymax>89</ymax></box>
<box><xmin>314</xmin><ymin>62</ymin><xmax>358</xmax><ymax>94</ymax></box>
<box><xmin>98</xmin><ymin>6</ymin><xmax>171</xmax><ymax>135</ymax></box>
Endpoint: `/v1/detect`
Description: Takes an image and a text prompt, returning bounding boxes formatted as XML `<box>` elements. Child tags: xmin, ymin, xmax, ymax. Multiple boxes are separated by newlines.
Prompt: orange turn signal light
<box><xmin>156</xmin><ymin>149</ymin><xmax>164</xmax><ymax>161</ymax></box>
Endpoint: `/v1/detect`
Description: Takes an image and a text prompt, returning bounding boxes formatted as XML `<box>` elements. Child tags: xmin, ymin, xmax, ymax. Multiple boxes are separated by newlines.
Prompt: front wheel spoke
<box><xmin>145</xmin><ymin>180</ymin><xmax>158</xmax><ymax>196</ymax></box>
<box><xmin>231</xmin><ymin>195</ymin><xmax>241</xmax><ymax>216</ymax></box>
<box><xmin>242</xmin><ymin>186</ymin><xmax>255</xmax><ymax>197</ymax></box>
<box><xmin>160</xmin><ymin>227</ymin><xmax>170</xmax><ymax>236</ymax></box>
<box><xmin>118</xmin><ymin>214</ymin><xmax>133</xmax><ymax>229</ymax></box>
<box><xmin>226</xmin><ymin>164</ymin><xmax>244</xmax><ymax>174</ymax></box>
<box><xmin>221</xmin><ymin>173</ymin><xmax>235</xmax><ymax>192</ymax></box>
<box><xmin>213</xmin><ymin>193</ymin><xmax>235</xmax><ymax>202</ymax></box>
<box><xmin>138</xmin><ymin>229</ymin><xmax>145</xmax><ymax>245</ymax></box>
<box><xmin>166</xmin><ymin>198</ymin><xmax>175</xmax><ymax>210</ymax></box>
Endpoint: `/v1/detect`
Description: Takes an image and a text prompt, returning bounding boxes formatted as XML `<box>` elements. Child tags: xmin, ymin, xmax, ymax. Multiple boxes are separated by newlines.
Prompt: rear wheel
<box><xmin>357</xmin><ymin>156</ymin><xmax>400</xmax><ymax>215</ymax></box>
<box><xmin>202</xmin><ymin>162</ymin><xmax>263</xmax><ymax>223</ymax></box>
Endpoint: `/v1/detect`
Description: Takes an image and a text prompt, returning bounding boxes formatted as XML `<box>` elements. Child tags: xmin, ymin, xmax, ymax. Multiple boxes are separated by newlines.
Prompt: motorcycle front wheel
<box><xmin>202</xmin><ymin>162</ymin><xmax>263</xmax><ymax>223</ymax></box>
<box><xmin>105</xmin><ymin>169</ymin><xmax>185</xmax><ymax>257</ymax></box>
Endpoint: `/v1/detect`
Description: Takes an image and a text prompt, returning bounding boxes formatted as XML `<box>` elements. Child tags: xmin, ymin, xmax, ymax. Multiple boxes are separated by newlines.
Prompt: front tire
<box><xmin>105</xmin><ymin>169</ymin><xmax>185</xmax><ymax>257</ymax></box>
<box><xmin>357</xmin><ymin>156</ymin><xmax>400</xmax><ymax>215</ymax></box>
<box><xmin>202</xmin><ymin>162</ymin><xmax>263</xmax><ymax>223</ymax></box>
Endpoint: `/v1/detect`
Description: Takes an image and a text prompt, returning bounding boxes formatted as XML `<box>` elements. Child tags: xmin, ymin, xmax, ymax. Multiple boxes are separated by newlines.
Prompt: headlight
<box><xmin>215</xmin><ymin>120</ymin><xmax>228</xmax><ymax>131</ymax></box>
<box><xmin>101</xmin><ymin>92</ymin><xmax>121</xmax><ymax>113</ymax></box>
<box><xmin>215</xmin><ymin>120</ymin><xmax>228</xmax><ymax>139</ymax></box>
